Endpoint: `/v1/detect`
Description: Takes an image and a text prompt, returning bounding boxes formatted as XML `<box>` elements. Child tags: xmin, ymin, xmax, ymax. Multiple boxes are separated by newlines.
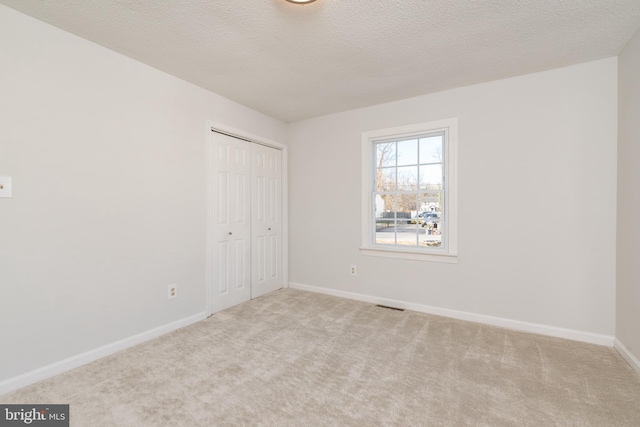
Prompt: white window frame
<box><xmin>360</xmin><ymin>118</ymin><xmax>458</xmax><ymax>263</ymax></box>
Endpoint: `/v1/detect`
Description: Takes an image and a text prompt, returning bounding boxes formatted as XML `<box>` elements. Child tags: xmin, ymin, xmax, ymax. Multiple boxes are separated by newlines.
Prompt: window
<box><xmin>361</xmin><ymin>119</ymin><xmax>457</xmax><ymax>262</ymax></box>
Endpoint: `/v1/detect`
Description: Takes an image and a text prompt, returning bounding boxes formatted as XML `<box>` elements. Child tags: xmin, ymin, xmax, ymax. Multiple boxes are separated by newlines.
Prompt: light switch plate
<box><xmin>0</xmin><ymin>177</ymin><xmax>11</xmax><ymax>198</ymax></box>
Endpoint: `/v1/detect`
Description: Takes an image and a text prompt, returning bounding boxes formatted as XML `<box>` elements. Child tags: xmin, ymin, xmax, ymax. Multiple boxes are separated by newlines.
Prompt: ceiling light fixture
<box><xmin>285</xmin><ymin>0</ymin><xmax>317</xmax><ymax>4</ymax></box>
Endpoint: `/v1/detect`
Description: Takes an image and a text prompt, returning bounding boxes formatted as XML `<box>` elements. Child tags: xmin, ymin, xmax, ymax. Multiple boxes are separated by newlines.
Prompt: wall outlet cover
<box><xmin>168</xmin><ymin>284</ymin><xmax>178</xmax><ymax>299</ymax></box>
<box><xmin>0</xmin><ymin>176</ymin><xmax>12</xmax><ymax>198</ymax></box>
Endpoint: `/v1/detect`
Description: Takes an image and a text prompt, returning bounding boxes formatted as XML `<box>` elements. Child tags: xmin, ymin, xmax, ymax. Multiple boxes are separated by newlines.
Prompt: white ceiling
<box><xmin>2</xmin><ymin>0</ymin><xmax>640</xmax><ymax>123</ymax></box>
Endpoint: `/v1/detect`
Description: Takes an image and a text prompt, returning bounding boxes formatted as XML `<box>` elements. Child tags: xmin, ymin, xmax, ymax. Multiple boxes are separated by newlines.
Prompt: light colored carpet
<box><xmin>3</xmin><ymin>288</ymin><xmax>640</xmax><ymax>426</ymax></box>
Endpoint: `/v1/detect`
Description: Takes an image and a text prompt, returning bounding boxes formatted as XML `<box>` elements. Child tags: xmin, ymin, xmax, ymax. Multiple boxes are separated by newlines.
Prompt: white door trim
<box><xmin>205</xmin><ymin>120</ymin><xmax>289</xmax><ymax>316</ymax></box>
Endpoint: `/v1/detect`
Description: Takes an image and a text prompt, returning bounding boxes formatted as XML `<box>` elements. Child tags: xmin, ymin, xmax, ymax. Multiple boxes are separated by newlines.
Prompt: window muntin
<box><xmin>373</xmin><ymin>132</ymin><xmax>445</xmax><ymax>250</ymax></box>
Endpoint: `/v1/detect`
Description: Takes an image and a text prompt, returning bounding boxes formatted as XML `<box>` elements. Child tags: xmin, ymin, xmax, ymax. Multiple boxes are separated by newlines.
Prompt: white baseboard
<box><xmin>0</xmin><ymin>311</ymin><xmax>207</xmax><ymax>396</ymax></box>
<box><xmin>614</xmin><ymin>338</ymin><xmax>640</xmax><ymax>375</ymax></box>
<box><xmin>289</xmin><ymin>282</ymin><xmax>615</xmax><ymax>347</ymax></box>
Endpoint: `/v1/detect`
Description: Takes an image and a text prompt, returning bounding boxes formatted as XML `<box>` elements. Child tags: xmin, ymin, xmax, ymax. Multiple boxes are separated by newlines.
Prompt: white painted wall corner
<box><xmin>0</xmin><ymin>312</ymin><xmax>207</xmax><ymax>397</ymax></box>
<box><xmin>614</xmin><ymin>338</ymin><xmax>640</xmax><ymax>376</ymax></box>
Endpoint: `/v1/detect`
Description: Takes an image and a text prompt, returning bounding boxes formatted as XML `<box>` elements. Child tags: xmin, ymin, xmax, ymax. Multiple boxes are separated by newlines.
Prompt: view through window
<box><xmin>373</xmin><ymin>132</ymin><xmax>445</xmax><ymax>248</ymax></box>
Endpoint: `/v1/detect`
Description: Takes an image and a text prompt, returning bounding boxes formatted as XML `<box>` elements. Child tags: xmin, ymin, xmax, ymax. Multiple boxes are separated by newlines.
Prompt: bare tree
<box><xmin>376</xmin><ymin>143</ymin><xmax>394</xmax><ymax>190</ymax></box>
<box><xmin>375</xmin><ymin>143</ymin><xmax>395</xmax><ymax>212</ymax></box>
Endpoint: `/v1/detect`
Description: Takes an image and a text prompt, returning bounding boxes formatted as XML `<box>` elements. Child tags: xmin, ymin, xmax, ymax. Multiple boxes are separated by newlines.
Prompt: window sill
<box><xmin>360</xmin><ymin>246</ymin><xmax>458</xmax><ymax>263</ymax></box>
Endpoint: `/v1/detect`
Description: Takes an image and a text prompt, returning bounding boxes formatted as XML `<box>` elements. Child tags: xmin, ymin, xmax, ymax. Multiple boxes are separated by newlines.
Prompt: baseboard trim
<box><xmin>0</xmin><ymin>311</ymin><xmax>207</xmax><ymax>396</ymax></box>
<box><xmin>289</xmin><ymin>282</ymin><xmax>614</xmax><ymax>347</ymax></box>
<box><xmin>614</xmin><ymin>338</ymin><xmax>640</xmax><ymax>375</ymax></box>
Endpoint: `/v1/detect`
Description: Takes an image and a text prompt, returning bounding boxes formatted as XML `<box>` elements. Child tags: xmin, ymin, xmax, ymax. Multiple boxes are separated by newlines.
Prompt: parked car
<box><xmin>410</xmin><ymin>211</ymin><xmax>426</xmax><ymax>224</ymax></box>
<box><xmin>411</xmin><ymin>211</ymin><xmax>439</xmax><ymax>224</ymax></box>
<box><xmin>421</xmin><ymin>212</ymin><xmax>441</xmax><ymax>232</ymax></box>
<box><xmin>422</xmin><ymin>212</ymin><xmax>439</xmax><ymax>221</ymax></box>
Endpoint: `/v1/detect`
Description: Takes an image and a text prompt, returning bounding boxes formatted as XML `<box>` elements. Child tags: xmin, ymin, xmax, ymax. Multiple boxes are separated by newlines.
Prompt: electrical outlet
<box><xmin>0</xmin><ymin>176</ymin><xmax>12</xmax><ymax>198</ymax></box>
<box><xmin>350</xmin><ymin>265</ymin><xmax>357</xmax><ymax>276</ymax></box>
<box><xmin>168</xmin><ymin>284</ymin><xmax>178</xmax><ymax>300</ymax></box>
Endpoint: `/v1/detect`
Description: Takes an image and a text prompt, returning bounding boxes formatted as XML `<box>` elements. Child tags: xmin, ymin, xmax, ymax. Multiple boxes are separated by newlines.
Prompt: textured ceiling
<box><xmin>2</xmin><ymin>0</ymin><xmax>640</xmax><ymax>123</ymax></box>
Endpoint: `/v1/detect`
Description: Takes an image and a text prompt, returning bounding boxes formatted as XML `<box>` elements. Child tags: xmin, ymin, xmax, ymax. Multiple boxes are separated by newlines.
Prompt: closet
<box><xmin>210</xmin><ymin>130</ymin><xmax>283</xmax><ymax>313</ymax></box>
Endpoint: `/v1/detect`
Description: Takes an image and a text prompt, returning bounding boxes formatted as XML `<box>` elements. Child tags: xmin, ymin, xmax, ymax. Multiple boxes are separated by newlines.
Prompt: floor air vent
<box><xmin>376</xmin><ymin>304</ymin><xmax>405</xmax><ymax>311</ymax></box>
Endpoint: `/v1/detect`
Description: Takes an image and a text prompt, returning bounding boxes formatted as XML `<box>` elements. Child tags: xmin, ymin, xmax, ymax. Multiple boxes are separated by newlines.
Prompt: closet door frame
<box><xmin>206</xmin><ymin>121</ymin><xmax>289</xmax><ymax>316</ymax></box>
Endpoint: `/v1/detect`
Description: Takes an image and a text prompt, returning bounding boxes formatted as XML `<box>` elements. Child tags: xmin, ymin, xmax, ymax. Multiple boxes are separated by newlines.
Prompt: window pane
<box><xmin>397</xmin><ymin>139</ymin><xmax>418</xmax><ymax>166</ymax></box>
<box><xmin>396</xmin><ymin>193</ymin><xmax>416</xmax><ymax>221</ymax></box>
<box><xmin>419</xmin><ymin>135</ymin><xmax>443</xmax><ymax>164</ymax></box>
<box><xmin>396</xmin><ymin>194</ymin><xmax>418</xmax><ymax>247</ymax></box>
<box><xmin>418</xmin><ymin>192</ymin><xmax>442</xmax><ymax>247</ymax></box>
<box><xmin>378</xmin><ymin>194</ymin><xmax>397</xmax><ymax>220</ymax></box>
<box><xmin>419</xmin><ymin>164</ymin><xmax>442</xmax><ymax>189</ymax></box>
<box><xmin>377</xmin><ymin>193</ymin><xmax>394</xmax><ymax>214</ymax></box>
<box><xmin>396</xmin><ymin>194</ymin><xmax>417</xmax><ymax>223</ymax></box>
<box><xmin>374</xmin><ymin>194</ymin><xmax>385</xmax><ymax>219</ymax></box>
<box><xmin>397</xmin><ymin>166</ymin><xmax>418</xmax><ymax>191</ymax></box>
<box><xmin>375</xmin><ymin>195</ymin><xmax>397</xmax><ymax>245</ymax></box>
<box><xmin>376</xmin><ymin>167</ymin><xmax>396</xmax><ymax>191</ymax></box>
<box><xmin>375</xmin><ymin>219</ymin><xmax>396</xmax><ymax>245</ymax></box>
<box><xmin>376</xmin><ymin>142</ymin><xmax>395</xmax><ymax>167</ymax></box>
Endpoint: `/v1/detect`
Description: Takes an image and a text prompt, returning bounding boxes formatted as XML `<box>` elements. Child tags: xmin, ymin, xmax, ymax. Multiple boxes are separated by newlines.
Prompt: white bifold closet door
<box><xmin>250</xmin><ymin>142</ymin><xmax>282</xmax><ymax>299</ymax></box>
<box><xmin>211</xmin><ymin>131</ymin><xmax>282</xmax><ymax>313</ymax></box>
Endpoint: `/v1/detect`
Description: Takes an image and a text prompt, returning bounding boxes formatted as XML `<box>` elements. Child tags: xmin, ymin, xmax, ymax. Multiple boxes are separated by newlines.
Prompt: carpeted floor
<box><xmin>3</xmin><ymin>288</ymin><xmax>640</xmax><ymax>426</ymax></box>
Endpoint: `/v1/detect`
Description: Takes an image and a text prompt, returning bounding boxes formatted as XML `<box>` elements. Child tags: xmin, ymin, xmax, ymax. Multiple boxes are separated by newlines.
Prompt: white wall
<box><xmin>0</xmin><ymin>0</ymin><xmax>626</xmax><ymax>390</ymax></box>
<box><xmin>0</xmin><ymin>4</ymin><xmax>287</xmax><ymax>385</ymax></box>
<box><xmin>288</xmin><ymin>58</ymin><xmax>618</xmax><ymax>340</ymax></box>
<box><xmin>617</xmin><ymin>28</ymin><xmax>640</xmax><ymax>367</ymax></box>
